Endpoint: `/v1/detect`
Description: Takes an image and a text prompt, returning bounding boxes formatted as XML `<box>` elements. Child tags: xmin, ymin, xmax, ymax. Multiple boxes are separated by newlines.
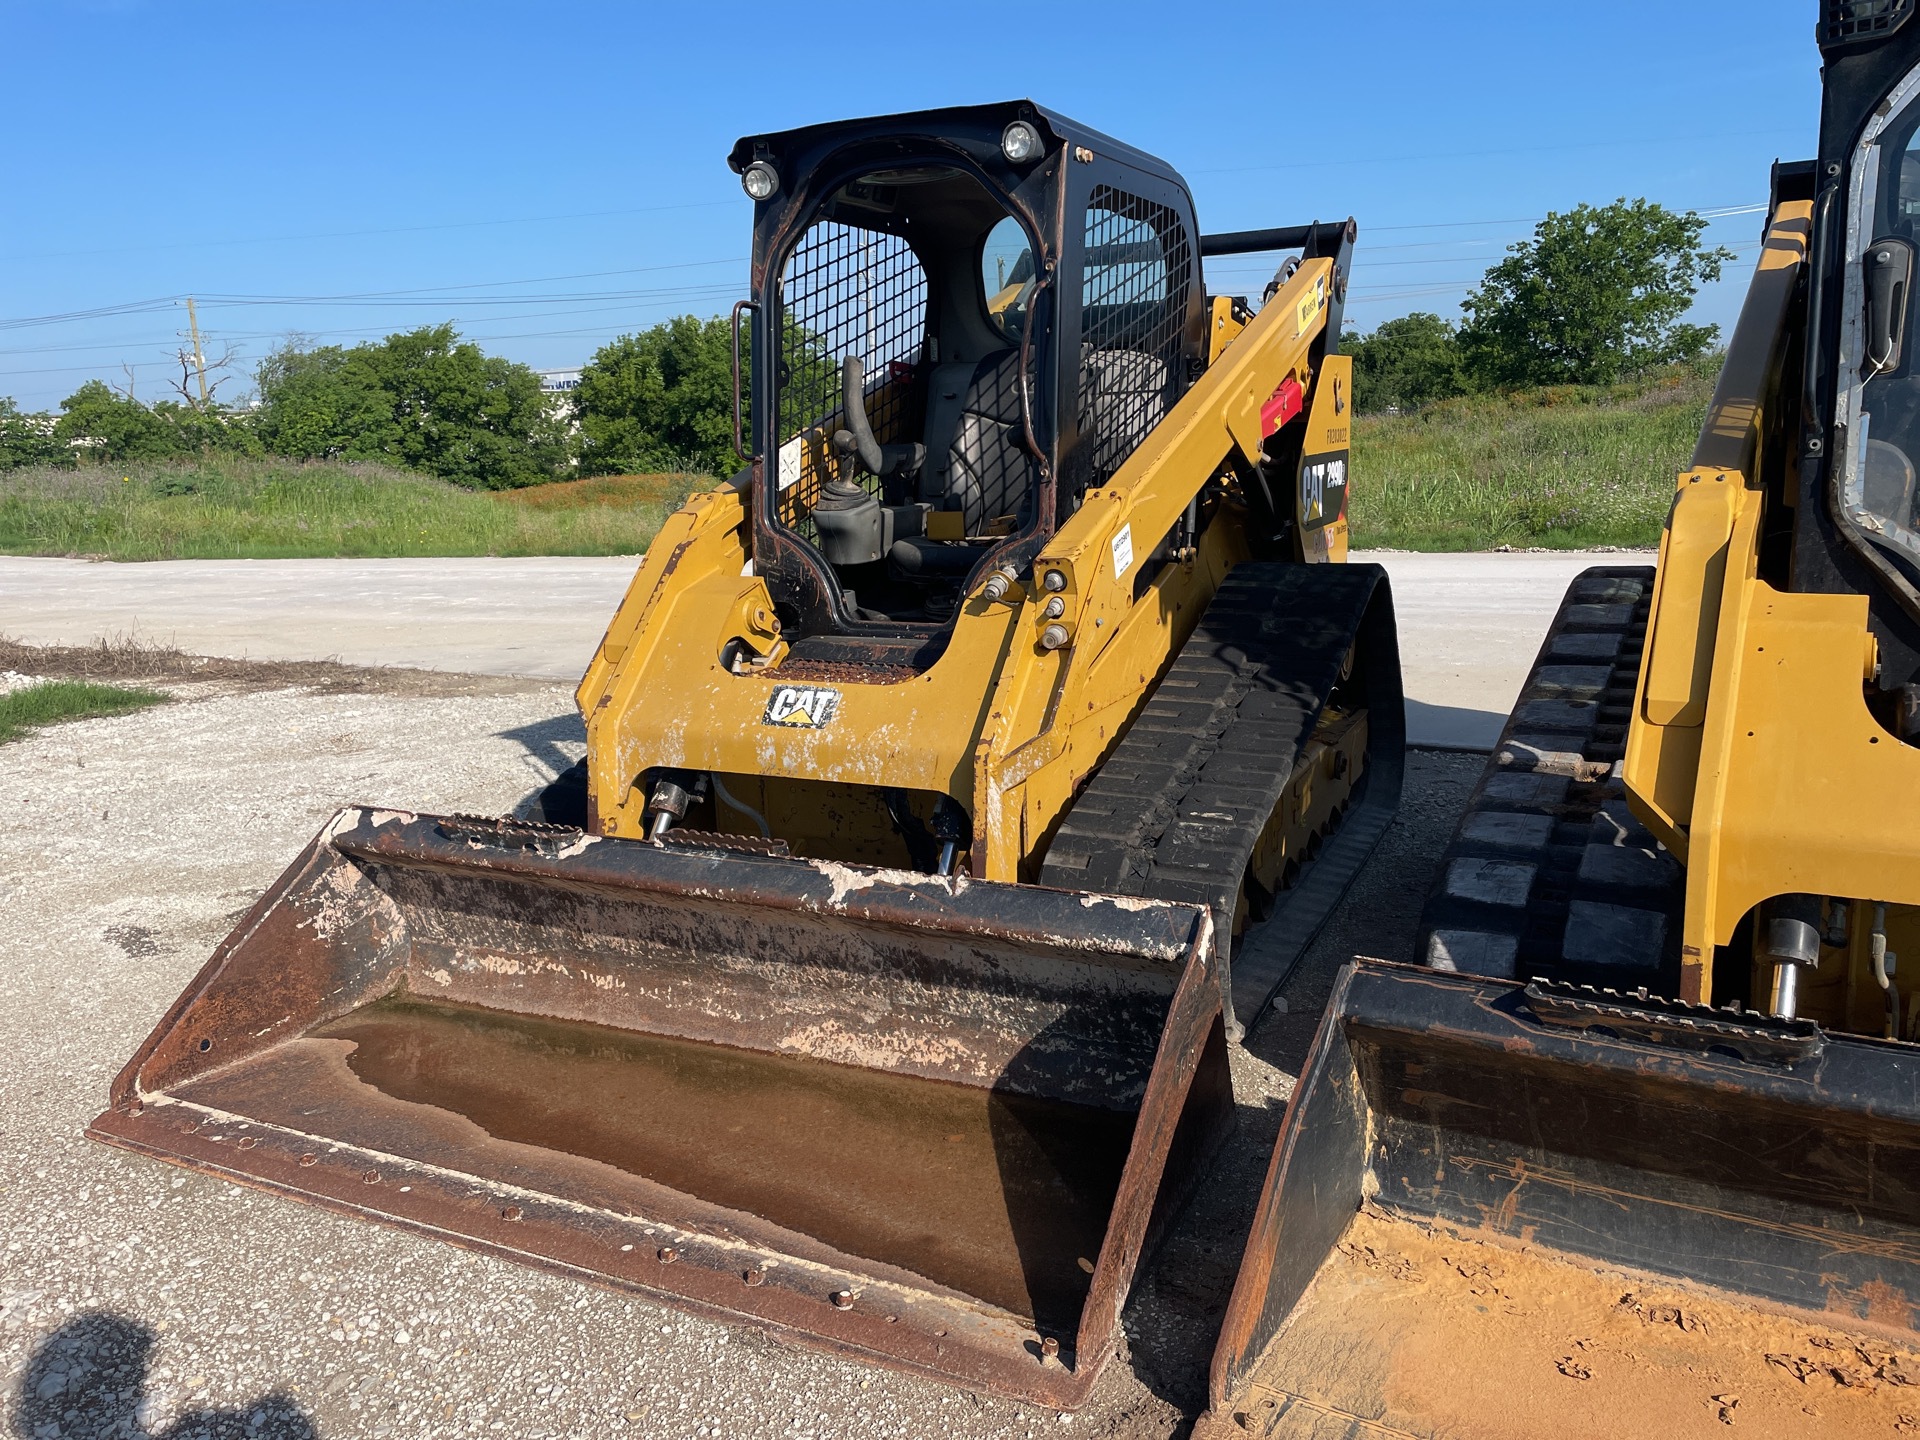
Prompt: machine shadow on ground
<box><xmin>495</xmin><ymin>710</ymin><xmax>587</xmax><ymax>794</ymax></box>
<box><xmin>13</xmin><ymin>1311</ymin><xmax>315</xmax><ymax>1440</ymax></box>
<box><xmin>1403</xmin><ymin>697</ymin><xmax>1506</xmax><ymax>753</ymax></box>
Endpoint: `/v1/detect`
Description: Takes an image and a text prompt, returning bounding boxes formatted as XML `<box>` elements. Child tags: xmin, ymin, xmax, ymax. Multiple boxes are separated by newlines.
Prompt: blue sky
<box><xmin>1</xmin><ymin>1</ymin><xmax>1821</xmax><ymax>411</ymax></box>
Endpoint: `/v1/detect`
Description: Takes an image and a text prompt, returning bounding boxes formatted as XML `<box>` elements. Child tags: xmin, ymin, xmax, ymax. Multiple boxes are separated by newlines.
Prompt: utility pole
<box><xmin>185</xmin><ymin>297</ymin><xmax>210</xmax><ymax>408</ymax></box>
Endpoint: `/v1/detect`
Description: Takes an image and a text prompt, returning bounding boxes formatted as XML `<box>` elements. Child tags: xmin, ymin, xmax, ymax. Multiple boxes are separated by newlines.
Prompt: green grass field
<box><xmin>0</xmin><ymin>459</ymin><xmax>706</xmax><ymax>560</ymax></box>
<box><xmin>0</xmin><ymin>679</ymin><xmax>169</xmax><ymax>744</ymax></box>
<box><xmin>1348</xmin><ymin>363</ymin><xmax>1714</xmax><ymax>551</ymax></box>
<box><xmin>0</xmin><ymin>367</ymin><xmax>1712</xmax><ymax>559</ymax></box>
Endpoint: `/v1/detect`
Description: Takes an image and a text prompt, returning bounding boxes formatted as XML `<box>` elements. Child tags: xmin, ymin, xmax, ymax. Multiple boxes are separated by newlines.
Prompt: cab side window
<box><xmin>980</xmin><ymin>215</ymin><xmax>1036</xmax><ymax>345</ymax></box>
<box><xmin>1079</xmin><ymin>186</ymin><xmax>1191</xmax><ymax>484</ymax></box>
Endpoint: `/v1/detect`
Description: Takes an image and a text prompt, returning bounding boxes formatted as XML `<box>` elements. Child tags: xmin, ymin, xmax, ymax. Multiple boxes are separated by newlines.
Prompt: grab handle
<box><xmin>731</xmin><ymin>298</ymin><xmax>759</xmax><ymax>464</ymax></box>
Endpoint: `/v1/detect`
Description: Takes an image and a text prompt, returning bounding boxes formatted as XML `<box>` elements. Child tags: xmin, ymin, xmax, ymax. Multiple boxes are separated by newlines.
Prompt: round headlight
<box><xmin>1001</xmin><ymin>121</ymin><xmax>1041</xmax><ymax>164</ymax></box>
<box><xmin>741</xmin><ymin>161</ymin><xmax>779</xmax><ymax>201</ymax></box>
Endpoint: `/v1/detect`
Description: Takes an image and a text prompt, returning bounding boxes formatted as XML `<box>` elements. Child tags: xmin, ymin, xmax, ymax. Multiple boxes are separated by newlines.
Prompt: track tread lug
<box><xmin>1039</xmin><ymin>562</ymin><xmax>1404</xmax><ymax>1024</ymax></box>
<box><xmin>1416</xmin><ymin>565</ymin><xmax>1682</xmax><ymax>989</ymax></box>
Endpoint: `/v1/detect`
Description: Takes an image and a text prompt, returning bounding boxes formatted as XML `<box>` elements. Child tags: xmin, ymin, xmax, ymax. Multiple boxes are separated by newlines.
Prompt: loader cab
<box><xmin>730</xmin><ymin>102</ymin><xmax>1205</xmax><ymax>661</ymax></box>
<box><xmin>1828</xmin><ymin>52</ymin><xmax>1920</xmax><ymax>621</ymax></box>
<box><xmin>1805</xmin><ymin>2</ymin><xmax>1920</xmax><ymax>732</ymax></box>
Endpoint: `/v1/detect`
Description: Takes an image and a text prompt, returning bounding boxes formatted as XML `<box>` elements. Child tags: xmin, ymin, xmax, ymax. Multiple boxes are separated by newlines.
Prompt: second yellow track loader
<box><xmin>1195</xmin><ymin>7</ymin><xmax>1920</xmax><ymax>1434</ymax></box>
<box><xmin>88</xmin><ymin>103</ymin><xmax>1402</xmax><ymax>1408</ymax></box>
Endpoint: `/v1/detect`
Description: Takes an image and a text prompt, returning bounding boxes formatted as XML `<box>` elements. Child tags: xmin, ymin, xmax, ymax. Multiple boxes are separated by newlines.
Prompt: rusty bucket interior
<box><xmin>90</xmin><ymin>808</ymin><xmax>1233</xmax><ymax>1407</ymax></box>
<box><xmin>1200</xmin><ymin>959</ymin><xmax>1920</xmax><ymax>1438</ymax></box>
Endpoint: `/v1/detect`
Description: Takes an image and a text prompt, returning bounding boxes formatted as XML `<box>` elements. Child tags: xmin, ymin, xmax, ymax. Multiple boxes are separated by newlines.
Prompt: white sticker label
<box><xmin>777</xmin><ymin>435</ymin><xmax>803</xmax><ymax>491</ymax></box>
<box><xmin>1295</xmin><ymin>273</ymin><xmax>1328</xmax><ymax>337</ymax></box>
<box><xmin>1110</xmin><ymin>523</ymin><xmax>1134</xmax><ymax>580</ymax></box>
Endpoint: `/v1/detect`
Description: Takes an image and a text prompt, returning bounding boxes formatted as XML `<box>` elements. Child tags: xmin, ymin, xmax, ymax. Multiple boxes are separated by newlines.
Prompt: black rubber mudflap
<box><xmin>1414</xmin><ymin>565</ymin><xmax>1684</xmax><ymax>991</ymax></box>
<box><xmin>1041</xmin><ymin>562</ymin><xmax>1404</xmax><ymax>1029</ymax></box>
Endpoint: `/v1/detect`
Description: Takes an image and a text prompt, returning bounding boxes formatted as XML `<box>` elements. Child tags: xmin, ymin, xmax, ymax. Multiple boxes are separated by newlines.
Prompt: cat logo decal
<box><xmin>762</xmin><ymin>685</ymin><xmax>841</xmax><ymax>729</ymax></box>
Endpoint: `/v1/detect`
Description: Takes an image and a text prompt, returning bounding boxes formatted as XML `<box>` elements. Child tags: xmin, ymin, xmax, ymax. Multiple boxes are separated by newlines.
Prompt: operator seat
<box><xmin>1081</xmin><ymin>348</ymin><xmax>1174</xmax><ymax>479</ymax></box>
<box><xmin>884</xmin><ymin>345</ymin><xmax>1176</xmax><ymax>578</ymax></box>
<box><xmin>889</xmin><ymin>350</ymin><xmax>1037</xmax><ymax>577</ymax></box>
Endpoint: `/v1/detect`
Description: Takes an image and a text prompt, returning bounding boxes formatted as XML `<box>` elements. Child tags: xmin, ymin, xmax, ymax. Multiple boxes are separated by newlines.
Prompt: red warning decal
<box><xmin>1260</xmin><ymin>376</ymin><xmax>1304</xmax><ymax>437</ymax></box>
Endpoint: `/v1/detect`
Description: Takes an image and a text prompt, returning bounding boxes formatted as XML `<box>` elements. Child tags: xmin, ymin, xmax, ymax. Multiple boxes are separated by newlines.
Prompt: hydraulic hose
<box><xmin>711</xmin><ymin>772</ymin><xmax>771</xmax><ymax>838</ymax></box>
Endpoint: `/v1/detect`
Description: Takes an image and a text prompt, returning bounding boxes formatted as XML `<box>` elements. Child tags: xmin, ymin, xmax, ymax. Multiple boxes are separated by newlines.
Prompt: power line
<box><xmin>3</xmin><ymin>203</ymin><xmax>1770</xmax><ymax>333</ymax></box>
<box><xmin>1188</xmin><ymin>131</ymin><xmax>1805</xmax><ymax>178</ymax></box>
<box><xmin>196</xmin><ymin>255</ymin><xmax>749</xmax><ymax>303</ymax></box>
<box><xmin>1201</xmin><ymin>204</ymin><xmax>1767</xmax><ymax>270</ymax></box>
<box><xmin>2</xmin><ymin>199</ymin><xmax>742</xmax><ymax>265</ymax></box>
<box><xmin>0</xmin><ymin>298</ymin><xmax>737</xmax><ymax>360</ymax></box>
<box><xmin>0</xmin><ymin>200</ymin><xmax>1780</xmax><ymax>390</ymax></box>
<box><xmin>0</xmin><ymin>298</ymin><xmax>752</xmax><ymax>379</ymax></box>
<box><xmin>193</xmin><ymin>284</ymin><xmax>747</xmax><ymax>310</ymax></box>
<box><xmin>0</xmin><ymin>279</ymin><xmax>748</xmax><ymax>333</ymax></box>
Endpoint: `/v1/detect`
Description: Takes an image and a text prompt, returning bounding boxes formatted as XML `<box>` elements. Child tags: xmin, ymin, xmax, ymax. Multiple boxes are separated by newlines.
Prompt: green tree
<box><xmin>152</xmin><ymin>399</ymin><xmax>262</xmax><ymax>458</ymax></box>
<box><xmin>0</xmin><ymin>398</ymin><xmax>61</xmax><ymax>469</ymax></box>
<box><xmin>1341</xmin><ymin>313</ymin><xmax>1470</xmax><ymax>413</ymax></box>
<box><xmin>51</xmin><ymin>380</ymin><xmax>185</xmax><ymax>462</ymax></box>
<box><xmin>255</xmin><ymin>325</ymin><xmax>570</xmax><ymax>487</ymax></box>
<box><xmin>33</xmin><ymin>383</ymin><xmax>259</xmax><ymax>467</ymax></box>
<box><xmin>254</xmin><ymin>343</ymin><xmax>390</xmax><ymax>461</ymax></box>
<box><xmin>575</xmin><ymin>316</ymin><xmax>741</xmax><ymax>476</ymax></box>
<box><xmin>1458</xmin><ymin>199</ymin><xmax>1735</xmax><ymax>388</ymax></box>
<box><xmin>355</xmin><ymin>324</ymin><xmax>569</xmax><ymax>487</ymax></box>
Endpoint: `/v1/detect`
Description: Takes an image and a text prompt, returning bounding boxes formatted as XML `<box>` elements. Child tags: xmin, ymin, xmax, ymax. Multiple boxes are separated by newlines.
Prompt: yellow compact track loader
<box><xmin>1197</xmin><ymin>8</ymin><xmax>1920</xmax><ymax>1436</ymax></box>
<box><xmin>89</xmin><ymin>103</ymin><xmax>1401</xmax><ymax>1407</ymax></box>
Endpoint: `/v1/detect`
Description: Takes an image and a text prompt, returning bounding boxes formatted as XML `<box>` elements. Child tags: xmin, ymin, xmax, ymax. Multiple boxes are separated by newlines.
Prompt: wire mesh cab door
<box><xmin>741</xmin><ymin>126</ymin><xmax>1065</xmax><ymax>649</ymax></box>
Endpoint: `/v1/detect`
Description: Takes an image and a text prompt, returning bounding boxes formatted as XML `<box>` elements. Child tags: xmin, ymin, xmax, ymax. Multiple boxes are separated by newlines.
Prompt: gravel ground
<box><xmin>0</xmin><ymin>677</ymin><xmax>1479</xmax><ymax>1440</ymax></box>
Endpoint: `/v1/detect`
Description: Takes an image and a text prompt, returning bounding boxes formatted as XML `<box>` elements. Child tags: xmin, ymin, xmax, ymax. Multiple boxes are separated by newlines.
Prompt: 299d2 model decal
<box><xmin>1299</xmin><ymin>451</ymin><xmax>1349</xmax><ymax>529</ymax></box>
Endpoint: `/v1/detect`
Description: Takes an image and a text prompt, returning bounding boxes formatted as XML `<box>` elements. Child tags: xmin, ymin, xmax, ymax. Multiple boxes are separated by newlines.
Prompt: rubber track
<box><xmin>1414</xmin><ymin>565</ymin><xmax>1685</xmax><ymax>991</ymax></box>
<box><xmin>1042</xmin><ymin>562</ymin><xmax>1402</xmax><ymax>1025</ymax></box>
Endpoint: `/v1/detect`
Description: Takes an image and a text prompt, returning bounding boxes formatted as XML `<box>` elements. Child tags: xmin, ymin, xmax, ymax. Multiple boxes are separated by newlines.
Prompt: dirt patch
<box><xmin>492</xmin><ymin>473</ymin><xmax>704</xmax><ymax>511</ymax></box>
<box><xmin>1211</xmin><ymin>1207</ymin><xmax>1920</xmax><ymax>1438</ymax></box>
<box><xmin>0</xmin><ymin>633</ymin><xmax>551</xmax><ymax>698</ymax></box>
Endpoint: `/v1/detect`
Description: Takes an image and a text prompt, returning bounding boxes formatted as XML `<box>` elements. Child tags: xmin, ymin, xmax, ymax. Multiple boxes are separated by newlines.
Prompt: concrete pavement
<box><xmin>0</xmin><ymin>550</ymin><xmax>1636</xmax><ymax>748</ymax></box>
<box><xmin>1363</xmin><ymin>550</ymin><xmax>1636</xmax><ymax>747</ymax></box>
<box><xmin>0</xmin><ymin>555</ymin><xmax>632</xmax><ymax>683</ymax></box>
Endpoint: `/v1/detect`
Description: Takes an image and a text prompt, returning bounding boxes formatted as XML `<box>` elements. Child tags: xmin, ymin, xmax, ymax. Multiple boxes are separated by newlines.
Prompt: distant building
<box><xmin>538</xmin><ymin>368</ymin><xmax>583</xmax><ymax>434</ymax></box>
